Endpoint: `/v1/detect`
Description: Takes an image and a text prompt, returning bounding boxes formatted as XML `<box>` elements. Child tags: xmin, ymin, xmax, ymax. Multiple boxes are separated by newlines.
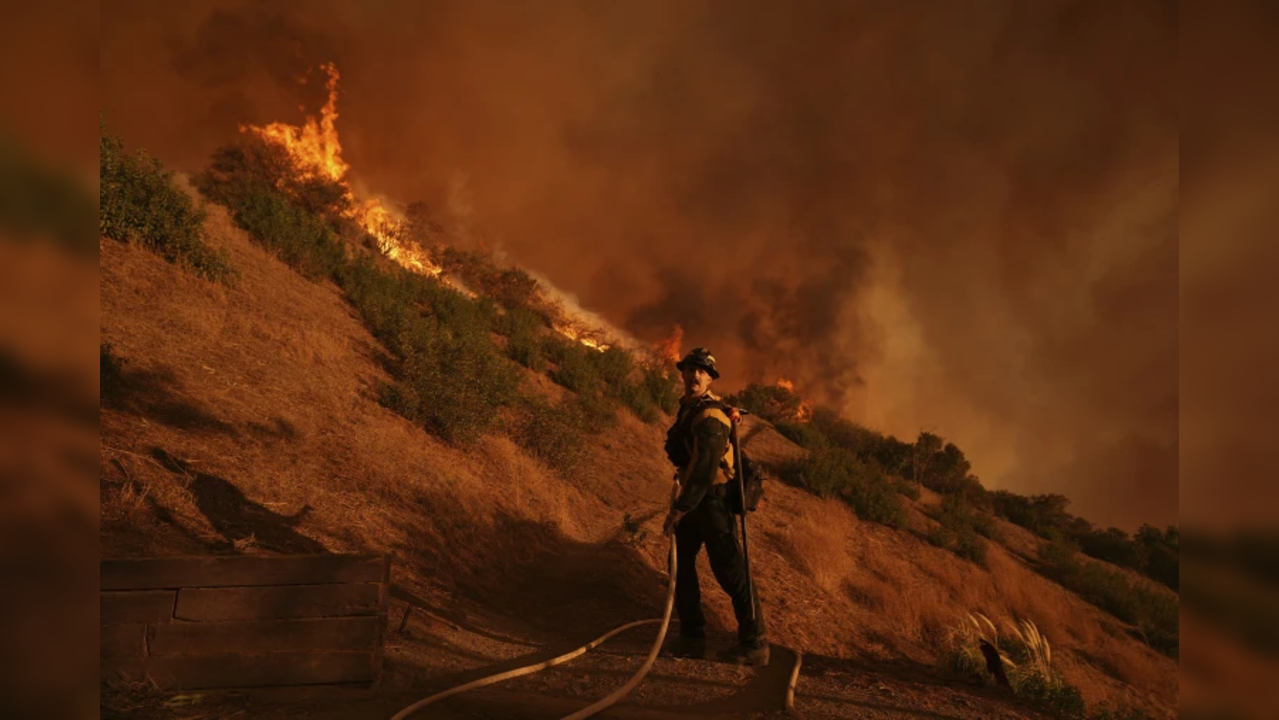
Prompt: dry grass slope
<box><xmin>100</xmin><ymin>188</ymin><xmax>1176</xmax><ymax>719</ymax></box>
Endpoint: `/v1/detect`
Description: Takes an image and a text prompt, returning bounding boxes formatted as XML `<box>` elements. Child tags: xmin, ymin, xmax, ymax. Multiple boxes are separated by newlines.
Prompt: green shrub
<box><xmin>594</xmin><ymin>346</ymin><xmax>634</xmax><ymax>393</ymax></box>
<box><xmin>496</xmin><ymin>306</ymin><xmax>545</xmax><ymax>337</ymax></box>
<box><xmin>775</xmin><ymin>420</ymin><xmax>829</xmax><ymax>450</ymax></box>
<box><xmin>893</xmin><ymin>476</ymin><xmax>922</xmax><ymax>500</ymax></box>
<box><xmin>619</xmin><ymin>380</ymin><xmax>661</xmax><ymax>424</ymax></box>
<box><xmin>338</xmin><ymin>256</ymin><xmax>423</xmax><ymax>349</ymax></box>
<box><xmin>435</xmin><ymin>247</ymin><xmax>550</xmax><ymax>318</ymax></box>
<box><xmin>955</xmin><ymin>529</ymin><xmax>988</xmax><ymax>566</ymax></box>
<box><xmin>639</xmin><ymin>364</ymin><xmax>681</xmax><ymax>416</ymax></box>
<box><xmin>513</xmin><ymin>393</ymin><xmax>615</xmax><ymax>474</ymax></box>
<box><xmin>500</xmin><ymin>309</ymin><xmax>546</xmax><ymax>371</ymax></box>
<box><xmin>993</xmin><ymin>491</ymin><xmax>1179</xmax><ymax>592</ymax></box>
<box><xmin>385</xmin><ymin>316</ymin><xmax>521</xmax><ymax>445</ymax></box>
<box><xmin>811</xmin><ymin>408</ymin><xmax>882</xmax><ymax>456</ymax></box>
<box><xmin>970</xmin><ymin>509</ymin><xmax>1003</xmax><ymax>542</ymax></box>
<box><xmin>229</xmin><ymin>185</ymin><xmax>346</xmax><ymax>280</ymax></box>
<box><xmin>100</xmin><ymin>121</ymin><xmax>236</xmax><ymax>282</ymax></box>
<box><xmin>726</xmin><ymin>382</ymin><xmax>803</xmax><ymax>423</ymax></box>
<box><xmin>927</xmin><ymin>524</ymin><xmax>956</xmax><ymax>551</ymax></box>
<box><xmin>927</xmin><ymin>495</ymin><xmax>992</xmax><ymax>566</ymax></box>
<box><xmin>550</xmin><ymin>343</ymin><xmax>604</xmax><ymax>396</ymax></box>
<box><xmin>513</xmin><ymin>397</ymin><xmax>589</xmax><ymax>474</ymax></box>
<box><xmin>1013</xmin><ymin>670</ymin><xmax>1086</xmax><ymax>719</ymax></box>
<box><xmin>1037</xmin><ymin>541</ymin><xmax>1179</xmax><ymax>658</ymax></box>
<box><xmin>841</xmin><ymin>471</ymin><xmax>908</xmax><ymax>529</ymax></box>
<box><xmin>779</xmin><ymin>447</ymin><xmax>906</xmax><ymax>529</ymax></box>
<box><xmin>942</xmin><ymin>613</ymin><xmax>1084</xmax><ymax>719</ymax></box>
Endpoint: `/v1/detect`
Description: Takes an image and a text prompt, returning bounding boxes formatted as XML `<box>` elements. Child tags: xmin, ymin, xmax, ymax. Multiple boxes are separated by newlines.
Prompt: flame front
<box><xmin>242</xmin><ymin>63</ymin><xmax>440</xmax><ymax>276</ymax></box>
<box><xmin>776</xmin><ymin>378</ymin><xmax>795</xmax><ymax>393</ymax></box>
<box><xmin>554</xmin><ymin>322</ymin><xmax>609</xmax><ymax>352</ymax></box>
<box><xmin>656</xmin><ymin>325</ymin><xmax>683</xmax><ymax>366</ymax></box>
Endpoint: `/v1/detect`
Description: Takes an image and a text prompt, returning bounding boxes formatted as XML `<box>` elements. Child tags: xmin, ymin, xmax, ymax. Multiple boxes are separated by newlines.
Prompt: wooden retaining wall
<box><xmin>100</xmin><ymin>554</ymin><xmax>390</xmax><ymax>690</ymax></box>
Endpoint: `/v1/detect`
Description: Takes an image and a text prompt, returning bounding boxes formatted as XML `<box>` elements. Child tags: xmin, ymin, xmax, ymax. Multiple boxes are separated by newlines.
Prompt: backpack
<box><xmin>664</xmin><ymin>397</ymin><xmax>767</xmax><ymax>515</ymax></box>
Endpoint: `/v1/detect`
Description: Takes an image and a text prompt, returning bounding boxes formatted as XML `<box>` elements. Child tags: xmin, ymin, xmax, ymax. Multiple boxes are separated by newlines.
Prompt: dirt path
<box><xmin>104</xmin><ymin>615</ymin><xmax>1055</xmax><ymax>720</ymax></box>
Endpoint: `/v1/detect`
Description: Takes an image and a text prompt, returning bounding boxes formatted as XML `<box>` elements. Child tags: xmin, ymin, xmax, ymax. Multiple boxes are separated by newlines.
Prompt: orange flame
<box><xmin>242</xmin><ymin>63</ymin><xmax>441</xmax><ymax>276</ymax></box>
<box><xmin>656</xmin><ymin>325</ymin><xmax>683</xmax><ymax>365</ymax></box>
<box><xmin>774</xmin><ymin>377</ymin><xmax>812</xmax><ymax>421</ymax></box>
<box><xmin>554</xmin><ymin>322</ymin><xmax>609</xmax><ymax>352</ymax></box>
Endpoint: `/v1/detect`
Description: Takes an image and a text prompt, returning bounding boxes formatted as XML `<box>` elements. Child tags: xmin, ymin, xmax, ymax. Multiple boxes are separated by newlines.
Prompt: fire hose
<box><xmin>390</xmin><ymin>490</ymin><xmax>680</xmax><ymax>720</ymax></box>
<box><xmin>391</xmin><ymin>423</ymin><xmax>804</xmax><ymax>720</ymax></box>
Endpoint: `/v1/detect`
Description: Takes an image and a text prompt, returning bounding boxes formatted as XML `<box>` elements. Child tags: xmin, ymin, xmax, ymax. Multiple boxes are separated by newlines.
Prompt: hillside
<box><xmin>100</xmin><ymin>185</ymin><xmax>1176</xmax><ymax>719</ymax></box>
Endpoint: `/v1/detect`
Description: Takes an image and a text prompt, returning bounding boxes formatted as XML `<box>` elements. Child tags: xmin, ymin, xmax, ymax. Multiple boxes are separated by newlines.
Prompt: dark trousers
<box><xmin>674</xmin><ymin>489</ymin><xmax>766</xmax><ymax>647</ymax></box>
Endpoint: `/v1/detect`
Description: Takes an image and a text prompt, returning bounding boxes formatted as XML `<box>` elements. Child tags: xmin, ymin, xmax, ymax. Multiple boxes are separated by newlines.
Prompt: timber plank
<box><xmin>100</xmin><ymin>554</ymin><xmax>387</xmax><ymax>590</ymax></box>
<box><xmin>100</xmin><ymin>623</ymin><xmax>147</xmax><ymax>658</ymax></box>
<box><xmin>101</xmin><ymin>590</ymin><xmax>175</xmax><ymax>623</ymax></box>
<box><xmin>174</xmin><ymin>583</ymin><xmax>381</xmax><ymax>621</ymax></box>
<box><xmin>141</xmin><ymin>651</ymin><xmax>376</xmax><ymax>689</ymax></box>
<box><xmin>150</xmin><ymin>616</ymin><xmax>382</xmax><ymax>655</ymax></box>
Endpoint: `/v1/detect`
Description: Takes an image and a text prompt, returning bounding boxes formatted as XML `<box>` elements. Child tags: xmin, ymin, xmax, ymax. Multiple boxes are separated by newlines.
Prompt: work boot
<box><xmin>718</xmin><ymin>642</ymin><xmax>770</xmax><ymax>667</ymax></box>
<box><xmin>668</xmin><ymin>636</ymin><xmax>707</xmax><ymax>660</ymax></box>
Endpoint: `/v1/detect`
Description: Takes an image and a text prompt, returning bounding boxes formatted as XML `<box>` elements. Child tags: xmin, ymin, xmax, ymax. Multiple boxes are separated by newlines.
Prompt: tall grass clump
<box><xmin>943</xmin><ymin>613</ymin><xmax>1085</xmax><ymax>718</ymax></box>
<box><xmin>100</xmin><ymin>120</ymin><xmax>236</xmax><ymax>282</ymax></box>
<box><xmin>545</xmin><ymin>337</ymin><xmax>604</xmax><ymax>396</ymax></box>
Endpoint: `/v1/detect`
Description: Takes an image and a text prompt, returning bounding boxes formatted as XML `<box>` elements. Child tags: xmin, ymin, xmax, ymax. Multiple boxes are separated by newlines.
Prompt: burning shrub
<box><xmin>100</xmin><ymin>120</ymin><xmax>236</xmax><ymax>282</ymax></box>
<box><xmin>197</xmin><ymin>135</ymin><xmax>354</xmax><ymax>224</ymax></box>
<box><xmin>440</xmin><ymin>248</ymin><xmax>544</xmax><ymax>315</ymax></box>
<box><xmin>727</xmin><ymin>382</ymin><xmax>804</xmax><ymax>424</ymax></box>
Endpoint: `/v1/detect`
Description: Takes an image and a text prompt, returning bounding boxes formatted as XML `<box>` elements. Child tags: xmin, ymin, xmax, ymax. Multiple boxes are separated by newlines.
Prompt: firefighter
<box><xmin>661</xmin><ymin>347</ymin><xmax>769</xmax><ymax>666</ymax></box>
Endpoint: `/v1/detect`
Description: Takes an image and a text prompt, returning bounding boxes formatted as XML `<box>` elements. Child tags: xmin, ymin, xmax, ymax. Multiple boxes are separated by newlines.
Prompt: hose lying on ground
<box><xmin>390</xmin><ymin>538</ymin><xmax>678</xmax><ymax>720</ymax></box>
<box><xmin>785</xmin><ymin>652</ymin><xmax>804</xmax><ymax>717</ymax></box>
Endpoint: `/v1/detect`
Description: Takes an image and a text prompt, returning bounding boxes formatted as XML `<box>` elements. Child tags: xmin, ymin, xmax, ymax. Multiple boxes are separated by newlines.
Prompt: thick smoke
<box><xmin>101</xmin><ymin>0</ymin><xmax>1177</xmax><ymax>529</ymax></box>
